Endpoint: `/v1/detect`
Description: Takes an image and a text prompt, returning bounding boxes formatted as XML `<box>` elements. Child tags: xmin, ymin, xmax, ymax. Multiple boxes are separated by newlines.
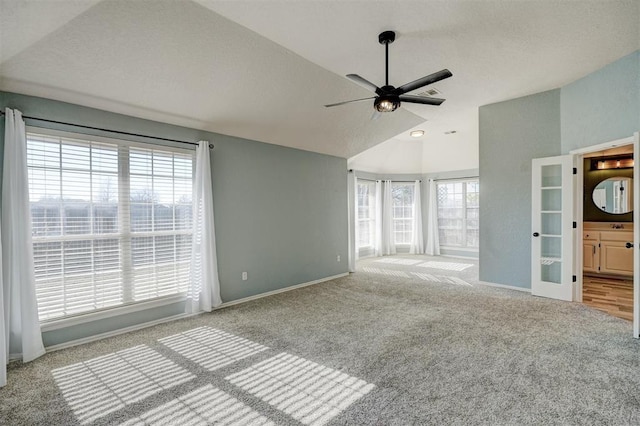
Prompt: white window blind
<box><xmin>26</xmin><ymin>131</ymin><xmax>194</xmax><ymax>321</ymax></box>
<box><xmin>391</xmin><ymin>183</ymin><xmax>414</xmax><ymax>244</ymax></box>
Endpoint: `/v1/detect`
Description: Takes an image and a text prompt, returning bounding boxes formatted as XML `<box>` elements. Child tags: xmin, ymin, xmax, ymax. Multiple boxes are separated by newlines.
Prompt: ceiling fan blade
<box><xmin>399</xmin><ymin>94</ymin><xmax>446</xmax><ymax>106</ymax></box>
<box><xmin>395</xmin><ymin>69</ymin><xmax>452</xmax><ymax>95</ymax></box>
<box><xmin>324</xmin><ymin>96</ymin><xmax>375</xmax><ymax>108</ymax></box>
<box><xmin>346</xmin><ymin>74</ymin><xmax>381</xmax><ymax>94</ymax></box>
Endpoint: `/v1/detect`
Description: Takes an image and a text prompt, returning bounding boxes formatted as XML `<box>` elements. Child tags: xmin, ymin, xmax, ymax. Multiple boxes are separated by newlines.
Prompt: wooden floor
<box><xmin>583</xmin><ymin>275</ymin><xmax>633</xmax><ymax>321</ymax></box>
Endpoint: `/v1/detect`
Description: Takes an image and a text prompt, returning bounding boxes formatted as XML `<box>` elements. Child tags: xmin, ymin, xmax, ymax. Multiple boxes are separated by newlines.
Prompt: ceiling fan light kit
<box><xmin>325</xmin><ymin>30</ymin><xmax>452</xmax><ymax>113</ymax></box>
<box><xmin>375</xmin><ymin>96</ymin><xmax>400</xmax><ymax>112</ymax></box>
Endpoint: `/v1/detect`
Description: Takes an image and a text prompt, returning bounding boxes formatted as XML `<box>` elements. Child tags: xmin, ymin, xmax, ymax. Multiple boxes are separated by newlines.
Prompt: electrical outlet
<box><xmin>336</xmin><ymin>255</ymin><xmax>341</xmax><ymax>262</ymax></box>
<box><xmin>242</xmin><ymin>272</ymin><xmax>248</xmax><ymax>281</ymax></box>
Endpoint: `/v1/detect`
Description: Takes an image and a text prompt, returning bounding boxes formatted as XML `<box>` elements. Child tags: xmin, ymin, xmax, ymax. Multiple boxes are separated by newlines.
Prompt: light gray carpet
<box><xmin>2</xmin><ymin>254</ymin><xmax>640</xmax><ymax>425</ymax></box>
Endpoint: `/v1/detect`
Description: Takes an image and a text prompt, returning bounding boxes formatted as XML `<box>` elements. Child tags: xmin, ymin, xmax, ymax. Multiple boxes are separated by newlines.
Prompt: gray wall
<box><xmin>479</xmin><ymin>90</ymin><xmax>561</xmax><ymax>288</ymax></box>
<box><xmin>214</xmin><ymin>134</ymin><xmax>347</xmax><ymax>301</ymax></box>
<box><xmin>561</xmin><ymin>51</ymin><xmax>640</xmax><ymax>153</ymax></box>
<box><xmin>0</xmin><ymin>91</ymin><xmax>348</xmax><ymax>346</ymax></box>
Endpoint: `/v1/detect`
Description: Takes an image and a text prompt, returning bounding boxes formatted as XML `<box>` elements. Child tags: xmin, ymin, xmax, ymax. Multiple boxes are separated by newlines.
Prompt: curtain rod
<box><xmin>433</xmin><ymin>176</ymin><xmax>478</xmax><ymax>181</ymax></box>
<box><xmin>349</xmin><ymin>170</ymin><xmax>421</xmax><ymax>183</ymax></box>
<box><xmin>356</xmin><ymin>177</ymin><xmax>422</xmax><ymax>183</ymax></box>
<box><xmin>351</xmin><ymin>170</ymin><xmax>475</xmax><ymax>183</ymax></box>
<box><xmin>0</xmin><ymin>110</ymin><xmax>211</xmax><ymax>148</ymax></box>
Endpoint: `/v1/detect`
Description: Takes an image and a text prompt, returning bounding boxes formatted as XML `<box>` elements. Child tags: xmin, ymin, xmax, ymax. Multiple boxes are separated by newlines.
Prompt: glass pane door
<box><xmin>532</xmin><ymin>156</ymin><xmax>573</xmax><ymax>301</ymax></box>
<box><xmin>540</xmin><ymin>165</ymin><xmax>562</xmax><ymax>284</ymax></box>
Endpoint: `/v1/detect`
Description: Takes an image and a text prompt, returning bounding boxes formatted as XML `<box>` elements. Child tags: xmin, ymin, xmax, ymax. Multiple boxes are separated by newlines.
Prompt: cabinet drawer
<box><xmin>584</xmin><ymin>232</ymin><xmax>598</xmax><ymax>241</ymax></box>
<box><xmin>600</xmin><ymin>231</ymin><xmax>633</xmax><ymax>242</ymax></box>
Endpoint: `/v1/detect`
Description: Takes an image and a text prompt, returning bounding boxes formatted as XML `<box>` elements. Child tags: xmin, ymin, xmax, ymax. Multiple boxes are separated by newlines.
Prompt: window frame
<box><xmin>356</xmin><ymin>180</ymin><xmax>376</xmax><ymax>249</ymax></box>
<box><xmin>435</xmin><ymin>178</ymin><xmax>479</xmax><ymax>250</ymax></box>
<box><xmin>26</xmin><ymin>127</ymin><xmax>196</xmax><ymax>327</ymax></box>
<box><xmin>391</xmin><ymin>182</ymin><xmax>415</xmax><ymax>246</ymax></box>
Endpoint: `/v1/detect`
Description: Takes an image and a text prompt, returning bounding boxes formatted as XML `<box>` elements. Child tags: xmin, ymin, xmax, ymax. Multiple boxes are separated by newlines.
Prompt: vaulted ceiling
<box><xmin>1</xmin><ymin>1</ymin><xmax>638</xmax><ymax>169</ymax></box>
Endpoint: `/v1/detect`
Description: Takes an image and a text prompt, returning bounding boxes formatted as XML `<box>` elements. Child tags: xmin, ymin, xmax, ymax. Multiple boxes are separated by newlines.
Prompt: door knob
<box><xmin>626</xmin><ymin>242</ymin><xmax>634</xmax><ymax>249</ymax></box>
<box><xmin>533</xmin><ymin>232</ymin><xmax>540</xmax><ymax>237</ymax></box>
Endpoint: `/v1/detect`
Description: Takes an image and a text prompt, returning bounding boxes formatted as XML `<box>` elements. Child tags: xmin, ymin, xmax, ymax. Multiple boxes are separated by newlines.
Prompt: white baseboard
<box><xmin>477</xmin><ymin>280</ymin><xmax>531</xmax><ymax>293</ymax></box>
<box><xmin>216</xmin><ymin>273</ymin><xmax>349</xmax><ymax>309</ymax></box>
<box><xmin>440</xmin><ymin>254</ymin><xmax>479</xmax><ymax>260</ymax></box>
<box><xmin>357</xmin><ymin>254</ymin><xmax>377</xmax><ymax>260</ymax></box>
<box><xmin>44</xmin><ymin>272</ymin><xmax>348</xmax><ymax>352</ymax></box>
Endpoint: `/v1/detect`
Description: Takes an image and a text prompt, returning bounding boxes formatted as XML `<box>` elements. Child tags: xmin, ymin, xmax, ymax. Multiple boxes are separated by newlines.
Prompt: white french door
<box><xmin>531</xmin><ymin>155</ymin><xmax>574</xmax><ymax>301</ymax></box>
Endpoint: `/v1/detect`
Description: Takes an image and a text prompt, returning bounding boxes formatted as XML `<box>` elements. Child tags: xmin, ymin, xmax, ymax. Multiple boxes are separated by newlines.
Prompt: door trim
<box><xmin>570</xmin><ymin>133</ymin><xmax>638</xmax><ymax>338</ymax></box>
<box><xmin>633</xmin><ymin>132</ymin><xmax>639</xmax><ymax>339</ymax></box>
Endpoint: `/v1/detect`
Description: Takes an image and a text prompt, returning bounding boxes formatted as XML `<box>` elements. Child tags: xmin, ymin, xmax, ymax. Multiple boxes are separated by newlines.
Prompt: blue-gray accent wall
<box><xmin>479</xmin><ymin>90</ymin><xmax>561</xmax><ymax>288</ymax></box>
<box><xmin>0</xmin><ymin>91</ymin><xmax>348</xmax><ymax>347</ymax></box>
<box><xmin>561</xmin><ymin>51</ymin><xmax>640</xmax><ymax>153</ymax></box>
<box><xmin>479</xmin><ymin>49</ymin><xmax>640</xmax><ymax>289</ymax></box>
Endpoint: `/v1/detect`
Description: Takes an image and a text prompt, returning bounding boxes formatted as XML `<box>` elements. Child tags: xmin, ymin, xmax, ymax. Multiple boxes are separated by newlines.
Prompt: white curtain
<box><xmin>186</xmin><ymin>141</ymin><xmax>222</xmax><ymax>313</ymax></box>
<box><xmin>380</xmin><ymin>180</ymin><xmax>396</xmax><ymax>256</ymax></box>
<box><xmin>373</xmin><ymin>180</ymin><xmax>382</xmax><ymax>256</ymax></box>
<box><xmin>1</xmin><ymin>108</ymin><xmax>46</xmax><ymax>387</ymax></box>
<box><xmin>425</xmin><ymin>178</ymin><xmax>441</xmax><ymax>256</ymax></box>
<box><xmin>410</xmin><ymin>180</ymin><xmax>425</xmax><ymax>254</ymax></box>
<box><xmin>347</xmin><ymin>172</ymin><xmax>357</xmax><ymax>272</ymax></box>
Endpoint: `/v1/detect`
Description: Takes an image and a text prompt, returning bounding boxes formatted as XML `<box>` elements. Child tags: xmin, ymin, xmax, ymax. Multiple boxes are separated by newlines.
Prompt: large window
<box><xmin>436</xmin><ymin>179</ymin><xmax>479</xmax><ymax>248</ymax></box>
<box><xmin>27</xmin><ymin>131</ymin><xmax>194</xmax><ymax>321</ymax></box>
<box><xmin>356</xmin><ymin>180</ymin><xmax>376</xmax><ymax>248</ymax></box>
<box><xmin>391</xmin><ymin>183</ymin><xmax>414</xmax><ymax>244</ymax></box>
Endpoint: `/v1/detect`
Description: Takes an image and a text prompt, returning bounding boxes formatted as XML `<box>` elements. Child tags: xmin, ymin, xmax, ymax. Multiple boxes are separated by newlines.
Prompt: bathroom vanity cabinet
<box><xmin>584</xmin><ymin>222</ymin><xmax>633</xmax><ymax>277</ymax></box>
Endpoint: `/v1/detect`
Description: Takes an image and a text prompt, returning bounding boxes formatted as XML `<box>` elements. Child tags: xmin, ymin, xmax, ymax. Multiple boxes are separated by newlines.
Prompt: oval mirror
<box><xmin>592</xmin><ymin>176</ymin><xmax>633</xmax><ymax>214</ymax></box>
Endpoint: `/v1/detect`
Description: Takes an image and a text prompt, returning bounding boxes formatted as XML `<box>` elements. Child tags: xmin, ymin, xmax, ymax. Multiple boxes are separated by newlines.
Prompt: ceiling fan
<box><xmin>325</xmin><ymin>30</ymin><xmax>452</xmax><ymax>113</ymax></box>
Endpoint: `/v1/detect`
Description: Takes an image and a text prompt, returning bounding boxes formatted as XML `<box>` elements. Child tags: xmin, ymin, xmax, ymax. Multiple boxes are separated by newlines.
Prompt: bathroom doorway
<box><xmin>582</xmin><ymin>145</ymin><xmax>634</xmax><ymax>320</ymax></box>
<box><xmin>572</xmin><ymin>133</ymin><xmax>639</xmax><ymax>337</ymax></box>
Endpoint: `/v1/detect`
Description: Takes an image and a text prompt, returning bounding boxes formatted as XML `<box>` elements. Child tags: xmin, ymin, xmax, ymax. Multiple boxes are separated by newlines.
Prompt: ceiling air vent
<box><xmin>416</xmin><ymin>88</ymin><xmax>441</xmax><ymax>97</ymax></box>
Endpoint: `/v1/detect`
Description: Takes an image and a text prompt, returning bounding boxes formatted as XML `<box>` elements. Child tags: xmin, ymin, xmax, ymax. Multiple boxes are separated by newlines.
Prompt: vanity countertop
<box><xmin>584</xmin><ymin>222</ymin><xmax>634</xmax><ymax>231</ymax></box>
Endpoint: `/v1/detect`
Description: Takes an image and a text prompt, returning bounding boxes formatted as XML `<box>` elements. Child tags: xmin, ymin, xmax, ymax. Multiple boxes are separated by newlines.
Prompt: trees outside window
<box><xmin>436</xmin><ymin>180</ymin><xmax>479</xmax><ymax>248</ymax></box>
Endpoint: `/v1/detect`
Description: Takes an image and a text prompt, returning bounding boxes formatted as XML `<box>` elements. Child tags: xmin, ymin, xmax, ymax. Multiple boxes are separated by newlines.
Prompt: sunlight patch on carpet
<box><xmin>416</xmin><ymin>261</ymin><xmax>474</xmax><ymax>271</ymax></box>
<box><xmin>121</xmin><ymin>384</ymin><xmax>274</xmax><ymax>426</ymax></box>
<box><xmin>159</xmin><ymin>327</ymin><xmax>268</xmax><ymax>372</ymax></box>
<box><xmin>361</xmin><ymin>267</ymin><xmax>410</xmax><ymax>278</ymax></box>
<box><xmin>374</xmin><ymin>258</ymin><xmax>423</xmax><ymax>265</ymax></box>
<box><xmin>52</xmin><ymin>345</ymin><xmax>195</xmax><ymax>424</ymax></box>
<box><xmin>226</xmin><ymin>353</ymin><xmax>375</xmax><ymax>426</ymax></box>
<box><xmin>412</xmin><ymin>272</ymin><xmax>472</xmax><ymax>286</ymax></box>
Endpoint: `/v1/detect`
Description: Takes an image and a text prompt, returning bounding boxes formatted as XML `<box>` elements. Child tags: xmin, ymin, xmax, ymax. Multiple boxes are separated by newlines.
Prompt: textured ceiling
<box><xmin>1</xmin><ymin>0</ymin><xmax>639</xmax><ymax>164</ymax></box>
<box><xmin>0</xmin><ymin>0</ymin><xmax>422</xmax><ymax>159</ymax></box>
